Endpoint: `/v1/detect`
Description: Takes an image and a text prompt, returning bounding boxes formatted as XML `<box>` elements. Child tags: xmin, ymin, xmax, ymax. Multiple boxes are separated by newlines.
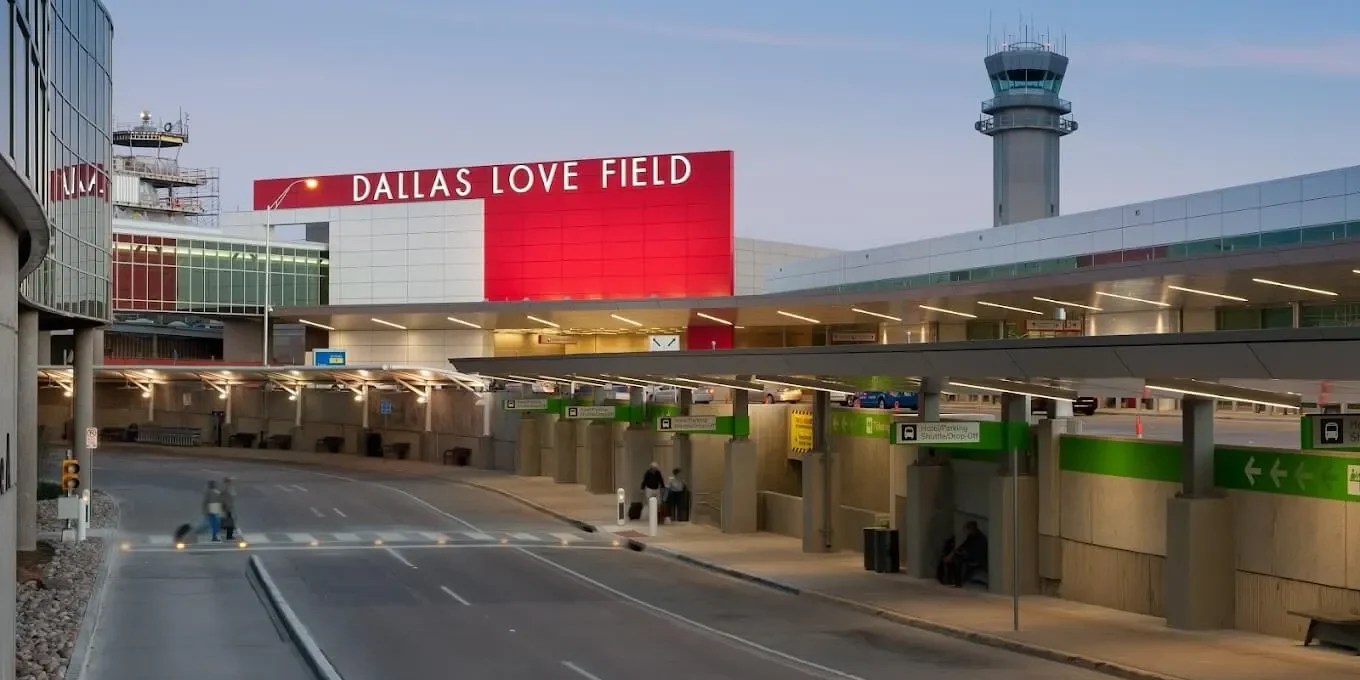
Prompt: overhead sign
<box><xmin>1309</xmin><ymin>414</ymin><xmax>1360</xmax><ymax>448</ymax></box>
<box><xmin>503</xmin><ymin>398</ymin><xmax>549</xmax><ymax>412</ymax></box>
<box><xmin>85</xmin><ymin>427</ymin><xmax>99</xmax><ymax>450</ymax></box>
<box><xmin>789</xmin><ymin>410</ymin><xmax>813</xmax><ymax>454</ymax></box>
<box><xmin>379</xmin><ymin>399</ymin><xmax>392</xmax><ymax>415</ymax></box>
<box><xmin>1024</xmin><ymin>319</ymin><xmax>1083</xmax><ymax>332</ymax></box>
<box><xmin>894</xmin><ymin>421</ymin><xmax>981</xmax><ymax>445</ymax></box>
<box><xmin>565</xmin><ymin>405</ymin><xmax>615</xmax><ymax>420</ymax></box>
<box><xmin>1213</xmin><ymin>447</ymin><xmax>1360</xmax><ymax>501</ymax></box>
<box><xmin>538</xmin><ymin>334</ymin><xmax>577</xmax><ymax>345</ymax></box>
<box><xmin>312</xmin><ymin>349</ymin><xmax>347</xmax><ymax>367</ymax></box>
<box><xmin>830</xmin><ymin>332</ymin><xmax>877</xmax><ymax>344</ymax></box>
<box><xmin>656</xmin><ymin>415</ymin><xmax>718</xmax><ymax>432</ymax></box>
<box><xmin>648</xmin><ymin>335</ymin><xmax>681</xmax><ymax>352</ymax></box>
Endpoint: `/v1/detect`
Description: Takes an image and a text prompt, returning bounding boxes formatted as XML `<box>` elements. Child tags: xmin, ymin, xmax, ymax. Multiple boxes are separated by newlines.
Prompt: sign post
<box><xmin>84</xmin><ymin>427</ymin><xmax>99</xmax><ymax>451</ymax></box>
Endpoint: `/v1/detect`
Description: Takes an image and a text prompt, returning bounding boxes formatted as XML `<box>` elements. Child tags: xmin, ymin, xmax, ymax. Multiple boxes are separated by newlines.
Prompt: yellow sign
<box><xmin>790</xmin><ymin>410</ymin><xmax>813</xmax><ymax>453</ymax></box>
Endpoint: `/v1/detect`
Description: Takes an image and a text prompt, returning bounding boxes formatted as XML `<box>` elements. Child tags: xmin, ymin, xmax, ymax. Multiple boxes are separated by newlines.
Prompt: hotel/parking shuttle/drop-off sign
<box><xmin>565</xmin><ymin>406</ymin><xmax>615</xmax><ymax>420</ymax></box>
<box><xmin>1309</xmin><ymin>414</ymin><xmax>1360</xmax><ymax>448</ymax></box>
<box><xmin>893</xmin><ymin>421</ymin><xmax>981</xmax><ymax>445</ymax></box>
<box><xmin>502</xmin><ymin>399</ymin><xmax>549</xmax><ymax>412</ymax></box>
<box><xmin>656</xmin><ymin>415</ymin><xmax>718</xmax><ymax>432</ymax></box>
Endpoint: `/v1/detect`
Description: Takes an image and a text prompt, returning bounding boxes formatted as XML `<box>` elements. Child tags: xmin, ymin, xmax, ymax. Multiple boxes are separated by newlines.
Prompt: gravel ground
<box><xmin>19</xmin><ymin>492</ymin><xmax>118</xmax><ymax>680</ymax></box>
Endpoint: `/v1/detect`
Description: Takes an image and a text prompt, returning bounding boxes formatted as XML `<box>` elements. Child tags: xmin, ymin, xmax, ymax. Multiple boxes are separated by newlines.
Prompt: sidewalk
<box><xmin>468</xmin><ymin>474</ymin><xmax>1360</xmax><ymax>680</ymax></box>
<box><xmin>107</xmin><ymin>444</ymin><xmax>1356</xmax><ymax>679</ymax></box>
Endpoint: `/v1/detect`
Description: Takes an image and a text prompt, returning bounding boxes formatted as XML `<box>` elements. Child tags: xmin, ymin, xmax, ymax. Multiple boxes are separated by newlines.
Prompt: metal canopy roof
<box><xmin>448</xmin><ymin>327</ymin><xmax>1360</xmax><ymax>383</ymax></box>
<box><xmin>37</xmin><ymin>364</ymin><xmax>487</xmax><ymax>390</ymax></box>
<box><xmin>275</xmin><ymin>240</ymin><xmax>1360</xmax><ymax>333</ymax></box>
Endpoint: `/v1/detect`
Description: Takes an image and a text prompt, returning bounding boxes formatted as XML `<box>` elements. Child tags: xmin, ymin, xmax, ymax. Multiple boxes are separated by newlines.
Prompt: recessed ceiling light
<box><xmin>776</xmin><ymin>310</ymin><xmax>821</xmax><ymax>324</ymax></box>
<box><xmin>527</xmin><ymin>315</ymin><xmax>561</xmax><ymax>328</ymax></box>
<box><xmin>299</xmin><ymin>319</ymin><xmax>335</xmax><ymax>331</ymax></box>
<box><xmin>371</xmin><ymin>317</ymin><xmax>407</xmax><ymax>330</ymax></box>
<box><xmin>1095</xmin><ymin>291</ymin><xmax>1171</xmax><ymax>308</ymax></box>
<box><xmin>447</xmin><ymin>316</ymin><xmax>482</xmax><ymax>329</ymax></box>
<box><xmin>851</xmin><ymin>307</ymin><xmax>903</xmax><ymax>322</ymax></box>
<box><xmin>1033</xmin><ymin>296</ymin><xmax>1102</xmax><ymax>312</ymax></box>
<box><xmin>610</xmin><ymin>313</ymin><xmax>643</xmax><ymax>327</ymax></box>
<box><xmin>976</xmin><ymin>301</ymin><xmax>1042</xmax><ymax>315</ymax></box>
<box><xmin>695</xmin><ymin>312</ymin><xmax>734</xmax><ymax>325</ymax></box>
<box><xmin>1167</xmin><ymin>285</ymin><xmax>1247</xmax><ymax>302</ymax></box>
<box><xmin>1250</xmin><ymin>278</ymin><xmax>1336</xmax><ymax>296</ymax></box>
<box><xmin>919</xmin><ymin>304</ymin><xmax>977</xmax><ymax>319</ymax></box>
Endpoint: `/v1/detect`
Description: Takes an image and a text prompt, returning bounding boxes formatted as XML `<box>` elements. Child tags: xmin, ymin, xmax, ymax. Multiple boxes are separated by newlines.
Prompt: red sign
<box><xmin>253</xmin><ymin>150</ymin><xmax>734</xmax><ymax>302</ymax></box>
<box><xmin>49</xmin><ymin>163</ymin><xmax>108</xmax><ymax>201</ymax></box>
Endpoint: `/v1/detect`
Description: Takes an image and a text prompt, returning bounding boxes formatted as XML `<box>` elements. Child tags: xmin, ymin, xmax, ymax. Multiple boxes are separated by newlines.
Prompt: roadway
<box><xmin>89</xmin><ymin>451</ymin><xmax>1112</xmax><ymax>680</ymax></box>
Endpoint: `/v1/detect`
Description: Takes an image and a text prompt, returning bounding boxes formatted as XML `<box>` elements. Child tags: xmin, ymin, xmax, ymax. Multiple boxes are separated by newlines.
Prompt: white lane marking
<box><xmin>378</xmin><ymin>531</ymin><xmax>408</xmax><ymax>542</ymax></box>
<box><xmin>461</xmin><ymin>531</ymin><xmax>493</xmax><ymax>541</ymax></box>
<box><xmin>246</xmin><ymin>533</ymin><xmax>269</xmax><ymax>544</ymax></box>
<box><xmin>550</xmin><ymin>532</ymin><xmax>580</xmax><ymax>543</ymax></box>
<box><xmin>291</xmin><ymin>484</ymin><xmax>308</xmax><ymax>492</ymax></box>
<box><xmin>561</xmin><ymin>661</ymin><xmax>603</xmax><ymax>680</ymax></box>
<box><xmin>440</xmin><ymin>585</ymin><xmax>471</xmax><ymax>606</ymax></box>
<box><xmin>199</xmin><ymin>468</ymin><xmax>229</xmax><ymax>475</ymax></box>
<box><xmin>309</xmin><ymin>507</ymin><xmax>325</xmax><ymax>518</ymax></box>
<box><xmin>332</xmin><ymin>532</ymin><xmax>361</xmax><ymax>543</ymax></box>
<box><xmin>421</xmin><ymin>532</ymin><xmax>450</xmax><ymax>542</ymax></box>
<box><xmin>383</xmin><ymin>546</ymin><xmax>416</xmax><ymax>568</ymax></box>
<box><xmin>134</xmin><ymin>543</ymin><xmax>620</xmax><ymax>554</ymax></box>
<box><xmin>290</xmin><ymin>469</ymin><xmax>482</xmax><ymax>530</ymax></box>
<box><xmin>275</xmin><ymin>484</ymin><xmax>293</xmax><ymax>493</ymax></box>
<box><xmin>148</xmin><ymin>536</ymin><xmax>172</xmax><ymax>546</ymax></box>
<box><xmin>510</xmin><ymin>532</ymin><xmax>541</xmax><ymax>541</ymax></box>
<box><xmin>287</xmin><ymin>533</ymin><xmax>314</xmax><ymax>543</ymax></box>
<box><xmin>517</xmin><ymin>549</ymin><xmax>865</xmax><ymax>680</ymax></box>
<box><xmin>332</xmin><ymin>508</ymin><xmax>347</xmax><ymax>518</ymax></box>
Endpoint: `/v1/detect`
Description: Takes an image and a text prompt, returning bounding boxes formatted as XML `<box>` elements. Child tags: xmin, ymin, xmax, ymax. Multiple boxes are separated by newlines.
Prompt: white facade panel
<box><xmin>328</xmin><ymin>329</ymin><xmax>493</xmax><ymax>364</ymax></box>
<box><xmin>766</xmin><ymin>164</ymin><xmax>1360</xmax><ymax>293</ymax></box>
<box><xmin>733</xmin><ymin>237</ymin><xmax>839</xmax><ymax>295</ymax></box>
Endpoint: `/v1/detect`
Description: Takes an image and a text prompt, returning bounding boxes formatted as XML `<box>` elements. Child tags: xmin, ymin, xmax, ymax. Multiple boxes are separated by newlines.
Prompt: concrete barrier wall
<box><xmin>755</xmin><ymin>490</ymin><xmax>882</xmax><ymax>553</ymax></box>
<box><xmin>1056</xmin><ymin>435</ymin><xmax>1360</xmax><ymax>638</ymax></box>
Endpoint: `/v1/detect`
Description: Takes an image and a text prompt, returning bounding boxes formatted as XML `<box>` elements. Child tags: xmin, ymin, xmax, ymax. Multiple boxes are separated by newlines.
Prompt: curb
<box><xmin>473</xmin><ymin>481</ymin><xmax>1185</xmax><ymax>680</ymax></box>
<box><xmin>64</xmin><ymin>490</ymin><xmax>120</xmax><ymax>680</ymax></box>
<box><xmin>458</xmin><ymin>480</ymin><xmax>596</xmax><ymax>533</ymax></box>
<box><xmin>248</xmin><ymin>555</ymin><xmax>344</xmax><ymax>680</ymax></box>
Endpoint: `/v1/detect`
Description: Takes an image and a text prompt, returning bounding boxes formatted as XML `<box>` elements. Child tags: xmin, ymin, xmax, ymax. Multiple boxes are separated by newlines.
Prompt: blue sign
<box><xmin>379</xmin><ymin>399</ymin><xmax>392</xmax><ymax>415</ymax></box>
<box><xmin>312</xmin><ymin>349</ymin><xmax>346</xmax><ymax>367</ymax></box>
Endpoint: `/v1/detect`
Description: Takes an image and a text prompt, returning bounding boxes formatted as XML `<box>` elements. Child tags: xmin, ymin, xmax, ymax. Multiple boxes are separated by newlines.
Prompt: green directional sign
<box><xmin>503</xmin><ymin>398</ymin><xmax>551</xmax><ymax>412</ymax></box>
<box><xmin>829</xmin><ymin>408</ymin><xmax>893</xmax><ymax>439</ymax></box>
<box><xmin>1213</xmin><ymin>448</ymin><xmax>1360</xmax><ymax>502</ymax></box>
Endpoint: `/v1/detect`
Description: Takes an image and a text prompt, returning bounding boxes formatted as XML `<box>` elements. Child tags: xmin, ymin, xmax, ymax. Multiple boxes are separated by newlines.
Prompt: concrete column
<box><xmin>423</xmin><ymin>386</ymin><xmax>433</xmax><ymax>432</ymax></box>
<box><xmin>720</xmin><ymin>384</ymin><xmax>756</xmax><ymax>533</ymax></box>
<box><xmin>539</xmin><ymin>412</ymin><xmax>559</xmax><ymax>479</ymax></box>
<box><xmin>36</xmin><ymin>330</ymin><xmax>51</xmax><ymax>365</ymax></box>
<box><xmin>905</xmin><ymin>462</ymin><xmax>952</xmax><ymax>578</ymax></box>
<box><xmin>552</xmin><ymin>418</ymin><xmax>577</xmax><ymax>484</ymax></box>
<box><xmin>1165</xmin><ymin>395</ymin><xmax>1234</xmax><ymax>630</ymax></box>
<box><xmin>146</xmin><ymin>383</ymin><xmax>155</xmax><ymax>422</ymax></box>
<box><xmin>73</xmin><ymin>327</ymin><xmax>96</xmax><ymax>493</ymax></box>
<box><xmin>918</xmin><ymin>376</ymin><xmax>943</xmax><ymax>422</ymax></box>
<box><xmin>990</xmin><ymin>392</ymin><xmax>1039</xmax><ymax>596</ymax></box>
<box><xmin>888</xmin><ymin>443</ymin><xmax>909</xmax><ymax>531</ymax></box>
<box><xmin>673</xmin><ymin>388</ymin><xmax>693</xmax><ymax>481</ymax></box>
<box><xmin>17</xmin><ymin>310</ymin><xmax>38</xmax><ymax>552</ymax></box>
<box><xmin>801</xmin><ymin>390</ymin><xmax>837</xmax><ymax>553</ymax></box>
<box><xmin>1035</xmin><ymin>417</ymin><xmax>1079</xmax><ymax>583</ymax></box>
<box><xmin>622</xmin><ymin>387</ymin><xmax>651</xmax><ymax>503</ymax></box>
<box><xmin>584</xmin><ymin>421</ymin><xmax>612</xmax><ymax>494</ymax></box>
<box><xmin>515</xmin><ymin>413</ymin><xmax>541</xmax><ymax>476</ymax></box>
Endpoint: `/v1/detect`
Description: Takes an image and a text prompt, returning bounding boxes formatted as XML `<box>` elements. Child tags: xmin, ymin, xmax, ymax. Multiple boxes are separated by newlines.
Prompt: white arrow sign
<box><xmin>1269</xmin><ymin>458</ymin><xmax>1288</xmax><ymax>488</ymax></box>
<box><xmin>1244</xmin><ymin>457</ymin><xmax>1261</xmax><ymax>486</ymax></box>
<box><xmin>1296</xmin><ymin>461</ymin><xmax>1314</xmax><ymax>490</ymax></box>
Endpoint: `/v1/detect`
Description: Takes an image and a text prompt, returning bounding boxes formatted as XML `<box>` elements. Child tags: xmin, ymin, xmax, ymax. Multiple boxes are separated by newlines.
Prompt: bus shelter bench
<box><xmin>1288</xmin><ymin>609</ymin><xmax>1360</xmax><ymax>653</ymax></box>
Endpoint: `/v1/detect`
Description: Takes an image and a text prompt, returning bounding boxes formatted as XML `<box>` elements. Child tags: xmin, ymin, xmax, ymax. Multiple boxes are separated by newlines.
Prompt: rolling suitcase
<box><xmin>173</xmin><ymin>523</ymin><xmax>194</xmax><ymax>544</ymax></box>
<box><xmin>627</xmin><ymin>501</ymin><xmax>644</xmax><ymax>521</ymax></box>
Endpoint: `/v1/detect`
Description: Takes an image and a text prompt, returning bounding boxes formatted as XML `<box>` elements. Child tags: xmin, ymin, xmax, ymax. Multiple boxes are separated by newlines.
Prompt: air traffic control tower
<box><xmin>975</xmin><ymin>36</ymin><xmax>1077</xmax><ymax>227</ymax></box>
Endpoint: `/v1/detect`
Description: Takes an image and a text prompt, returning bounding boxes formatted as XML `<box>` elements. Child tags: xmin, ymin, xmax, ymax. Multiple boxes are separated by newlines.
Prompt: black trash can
<box><xmin>863</xmin><ymin>527</ymin><xmax>882</xmax><ymax>571</ymax></box>
<box><xmin>365</xmin><ymin>432</ymin><xmax>383</xmax><ymax>458</ymax></box>
<box><xmin>874</xmin><ymin>529</ymin><xmax>900</xmax><ymax>573</ymax></box>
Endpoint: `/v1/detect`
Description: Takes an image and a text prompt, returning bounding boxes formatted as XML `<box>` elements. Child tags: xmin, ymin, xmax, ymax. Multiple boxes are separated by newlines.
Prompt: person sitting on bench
<box><xmin>937</xmin><ymin>521</ymin><xmax>987</xmax><ymax>587</ymax></box>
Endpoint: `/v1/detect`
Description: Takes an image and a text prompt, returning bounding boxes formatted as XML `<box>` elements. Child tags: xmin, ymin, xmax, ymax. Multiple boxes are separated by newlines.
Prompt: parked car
<box><xmin>846</xmin><ymin>390</ymin><xmax>919</xmax><ymax>410</ymax></box>
<box><xmin>1032</xmin><ymin>396</ymin><xmax>1098</xmax><ymax>416</ymax></box>
<box><xmin>649</xmin><ymin>385</ymin><xmax>714</xmax><ymax>404</ymax></box>
<box><xmin>762</xmin><ymin>386</ymin><xmax>803</xmax><ymax>403</ymax></box>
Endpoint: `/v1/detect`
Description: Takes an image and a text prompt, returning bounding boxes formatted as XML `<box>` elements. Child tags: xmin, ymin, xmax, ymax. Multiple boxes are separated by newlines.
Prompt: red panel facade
<box><xmin>112</xmin><ymin>234</ymin><xmax>177</xmax><ymax>311</ymax></box>
<box><xmin>254</xmin><ymin>150</ymin><xmax>734</xmax><ymax>301</ymax></box>
<box><xmin>685</xmin><ymin>324</ymin><xmax>734</xmax><ymax>350</ymax></box>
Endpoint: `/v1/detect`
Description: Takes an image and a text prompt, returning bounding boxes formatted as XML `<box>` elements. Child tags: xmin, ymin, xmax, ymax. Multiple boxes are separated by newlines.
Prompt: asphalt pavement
<box><xmin>88</xmin><ymin>450</ymin><xmax>1113</xmax><ymax>680</ymax></box>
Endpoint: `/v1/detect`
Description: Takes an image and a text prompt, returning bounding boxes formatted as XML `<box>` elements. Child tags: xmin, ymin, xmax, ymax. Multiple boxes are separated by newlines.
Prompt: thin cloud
<box><xmin>1089</xmin><ymin>38</ymin><xmax>1360</xmax><ymax>77</ymax></box>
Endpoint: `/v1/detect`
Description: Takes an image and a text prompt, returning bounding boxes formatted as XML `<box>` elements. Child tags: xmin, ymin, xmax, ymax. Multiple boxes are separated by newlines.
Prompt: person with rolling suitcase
<box><xmin>196</xmin><ymin>480</ymin><xmax>223</xmax><ymax>542</ymax></box>
<box><xmin>221</xmin><ymin>477</ymin><xmax>239</xmax><ymax>540</ymax></box>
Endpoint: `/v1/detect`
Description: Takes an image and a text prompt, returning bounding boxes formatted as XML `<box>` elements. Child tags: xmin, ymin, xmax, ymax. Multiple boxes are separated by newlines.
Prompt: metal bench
<box><xmin>1289</xmin><ymin>609</ymin><xmax>1360</xmax><ymax>653</ymax></box>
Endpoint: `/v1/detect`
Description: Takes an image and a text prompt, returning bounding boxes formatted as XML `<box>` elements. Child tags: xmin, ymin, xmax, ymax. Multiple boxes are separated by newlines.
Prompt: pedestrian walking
<box><xmin>197</xmin><ymin>480</ymin><xmax>223</xmax><ymax>542</ymax></box>
<box><xmin>221</xmin><ymin>477</ymin><xmax>238</xmax><ymax>540</ymax></box>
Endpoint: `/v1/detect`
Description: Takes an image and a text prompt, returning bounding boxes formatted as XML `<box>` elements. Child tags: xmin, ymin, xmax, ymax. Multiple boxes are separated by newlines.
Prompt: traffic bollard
<box><xmin>77</xmin><ymin>490</ymin><xmax>90</xmax><ymax>542</ymax></box>
<box><xmin>616</xmin><ymin>488</ymin><xmax>626</xmax><ymax>526</ymax></box>
<box><xmin>647</xmin><ymin>496</ymin><xmax>658</xmax><ymax>536</ymax></box>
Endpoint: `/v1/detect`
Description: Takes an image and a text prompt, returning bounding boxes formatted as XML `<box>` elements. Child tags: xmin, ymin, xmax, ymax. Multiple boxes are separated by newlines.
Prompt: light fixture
<box><xmin>776</xmin><ymin>310</ymin><xmax>821</xmax><ymax>324</ymax></box>
<box><xmin>947</xmin><ymin>379</ymin><xmax>1075</xmax><ymax>402</ymax></box>
<box><xmin>670</xmin><ymin>375</ymin><xmax>764</xmax><ymax>392</ymax></box>
<box><xmin>1167</xmin><ymin>285</ymin><xmax>1247</xmax><ymax>302</ymax></box>
<box><xmin>976</xmin><ymin>301</ymin><xmax>1043</xmax><ymax>315</ymax></box>
<box><xmin>851</xmin><ymin>307</ymin><xmax>903</xmax><ymax>322</ymax></box>
<box><xmin>527</xmin><ymin>315</ymin><xmax>560</xmax><ymax>328</ymax></box>
<box><xmin>447</xmin><ymin>316</ymin><xmax>482</xmax><ymax>329</ymax></box>
<box><xmin>754</xmin><ymin>375</ymin><xmax>857</xmax><ymax>396</ymax></box>
<box><xmin>1145</xmin><ymin>383</ymin><xmax>1299</xmax><ymax>410</ymax></box>
<box><xmin>417</xmin><ymin>396</ymin><xmax>427</xmax><ymax>404</ymax></box>
<box><xmin>611</xmin><ymin>314</ymin><xmax>643</xmax><ymax>327</ymax></box>
<box><xmin>302</xmin><ymin>178</ymin><xmax>320</xmax><ymax>190</ymax></box>
<box><xmin>289</xmin><ymin>370</ymin><xmax>300</xmax><ymax>376</ymax></box>
<box><xmin>371</xmin><ymin>317</ymin><xmax>407</xmax><ymax>330</ymax></box>
<box><xmin>141</xmin><ymin>390</ymin><xmax>151</xmax><ymax>399</ymax></box>
<box><xmin>299</xmin><ymin>319</ymin><xmax>335</xmax><ymax>331</ymax></box>
<box><xmin>63</xmin><ymin>390</ymin><xmax>72</xmax><ymax>398</ymax></box>
<box><xmin>1033</xmin><ymin>296</ymin><xmax>1102</xmax><ymax>312</ymax></box>
<box><xmin>695</xmin><ymin>312</ymin><xmax>733</xmax><ymax>325</ymax></box>
<box><xmin>1095</xmin><ymin>291</ymin><xmax>1171</xmax><ymax>308</ymax></box>
<box><xmin>1251</xmin><ymin>278</ymin><xmax>1337</xmax><ymax>296</ymax></box>
<box><xmin>288</xmin><ymin>394</ymin><xmax>297</xmax><ymax>402</ymax></box>
<box><xmin>353</xmin><ymin>394</ymin><xmax>363</xmax><ymax>402</ymax></box>
<box><xmin>218</xmin><ymin>393</ymin><xmax>227</xmax><ymax>400</ymax></box>
<box><xmin>919</xmin><ymin>304</ymin><xmax>977</xmax><ymax>319</ymax></box>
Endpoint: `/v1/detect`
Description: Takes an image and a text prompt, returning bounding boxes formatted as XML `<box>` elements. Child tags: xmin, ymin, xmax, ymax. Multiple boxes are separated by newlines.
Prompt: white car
<box><xmin>649</xmin><ymin>385</ymin><xmax>714</xmax><ymax>404</ymax></box>
<box><xmin>762</xmin><ymin>386</ymin><xmax>803</xmax><ymax>404</ymax></box>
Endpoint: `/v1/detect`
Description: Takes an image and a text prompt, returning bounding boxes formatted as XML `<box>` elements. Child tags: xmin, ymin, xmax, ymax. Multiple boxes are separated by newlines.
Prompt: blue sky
<box><xmin>108</xmin><ymin>0</ymin><xmax>1360</xmax><ymax>249</ymax></box>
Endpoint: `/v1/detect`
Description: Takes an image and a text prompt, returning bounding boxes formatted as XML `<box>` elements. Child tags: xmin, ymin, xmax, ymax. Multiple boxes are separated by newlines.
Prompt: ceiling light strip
<box><xmin>976</xmin><ymin>301</ymin><xmax>1043</xmax><ymax>315</ymax></box>
<box><xmin>610</xmin><ymin>314</ymin><xmax>643</xmax><ymax>327</ymax></box>
<box><xmin>1166</xmin><ymin>285</ymin><xmax>1247</xmax><ymax>302</ymax></box>
<box><xmin>527</xmin><ymin>315</ymin><xmax>561</xmax><ymax>328</ymax></box>
<box><xmin>1250</xmin><ymin>278</ymin><xmax>1337</xmax><ymax>296</ymax></box>
<box><xmin>757</xmin><ymin>377</ymin><xmax>856</xmax><ymax>396</ymax></box>
<box><xmin>299</xmin><ymin>319</ymin><xmax>335</xmax><ymax>330</ymax></box>
<box><xmin>776</xmin><ymin>310</ymin><xmax>821</xmax><ymax>324</ymax></box>
<box><xmin>371</xmin><ymin>317</ymin><xmax>407</xmax><ymax>330</ymax></box>
<box><xmin>947</xmin><ymin>380</ymin><xmax>1075</xmax><ymax>402</ymax></box>
<box><xmin>447</xmin><ymin>316</ymin><xmax>482</xmax><ymax>329</ymax></box>
<box><xmin>1145</xmin><ymin>384</ymin><xmax>1298</xmax><ymax>410</ymax></box>
<box><xmin>918</xmin><ymin>304</ymin><xmax>977</xmax><ymax>319</ymax></box>
<box><xmin>695</xmin><ymin>312</ymin><xmax>734</xmax><ymax>326</ymax></box>
<box><xmin>850</xmin><ymin>307</ymin><xmax>903</xmax><ymax>322</ymax></box>
<box><xmin>1095</xmin><ymin>291</ymin><xmax>1171</xmax><ymax>308</ymax></box>
<box><xmin>1033</xmin><ymin>296</ymin><xmax>1102</xmax><ymax>312</ymax></box>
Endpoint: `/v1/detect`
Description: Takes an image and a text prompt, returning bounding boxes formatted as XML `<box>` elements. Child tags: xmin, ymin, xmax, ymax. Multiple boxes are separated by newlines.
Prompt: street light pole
<box><xmin>261</xmin><ymin>178</ymin><xmax>319</xmax><ymax>366</ymax></box>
